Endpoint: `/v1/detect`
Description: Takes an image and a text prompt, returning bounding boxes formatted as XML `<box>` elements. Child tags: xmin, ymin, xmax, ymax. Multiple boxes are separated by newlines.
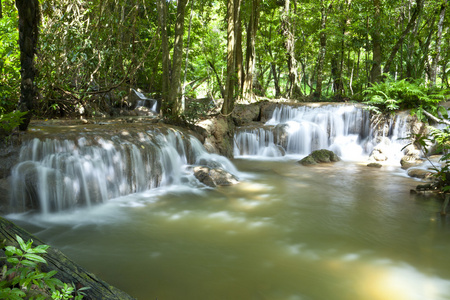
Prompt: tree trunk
<box><xmin>430</xmin><ymin>0</ymin><xmax>447</xmax><ymax>86</ymax></box>
<box><xmin>0</xmin><ymin>217</ymin><xmax>135</xmax><ymax>300</ymax></box>
<box><xmin>207</xmin><ymin>60</ymin><xmax>225</xmax><ymax>99</ymax></box>
<box><xmin>181</xmin><ymin>0</ymin><xmax>194</xmax><ymax>113</ymax></box>
<box><xmin>242</xmin><ymin>0</ymin><xmax>261</xmax><ymax>102</ymax></box>
<box><xmin>384</xmin><ymin>0</ymin><xmax>423</xmax><ymax>74</ymax></box>
<box><xmin>15</xmin><ymin>0</ymin><xmax>40</xmax><ymax>131</ymax></box>
<box><xmin>314</xmin><ymin>2</ymin><xmax>328</xmax><ymax>99</ymax></box>
<box><xmin>271</xmin><ymin>63</ymin><xmax>281</xmax><ymax>98</ymax></box>
<box><xmin>370</xmin><ymin>0</ymin><xmax>382</xmax><ymax>83</ymax></box>
<box><xmin>281</xmin><ymin>0</ymin><xmax>301</xmax><ymax>99</ymax></box>
<box><xmin>157</xmin><ymin>0</ymin><xmax>170</xmax><ymax>113</ymax></box>
<box><xmin>222</xmin><ymin>0</ymin><xmax>241</xmax><ymax>115</ymax></box>
<box><xmin>168</xmin><ymin>0</ymin><xmax>187</xmax><ymax>119</ymax></box>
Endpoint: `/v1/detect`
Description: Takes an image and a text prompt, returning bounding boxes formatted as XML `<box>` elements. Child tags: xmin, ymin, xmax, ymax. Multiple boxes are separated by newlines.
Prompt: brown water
<box><xmin>11</xmin><ymin>159</ymin><xmax>450</xmax><ymax>300</ymax></box>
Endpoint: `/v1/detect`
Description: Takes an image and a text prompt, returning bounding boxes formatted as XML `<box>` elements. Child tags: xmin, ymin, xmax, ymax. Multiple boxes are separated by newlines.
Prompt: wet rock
<box><xmin>298</xmin><ymin>149</ymin><xmax>340</xmax><ymax>165</ymax></box>
<box><xmin>369</xmin><ymin>137</ymin><xmax>390</xmax><ymax>161</ymax></box>
<box><xmin>193</xmin><ymin>166</ymin><xmax>238</xmax><ymax>187</ymax></box>
<box><xmin>407</xmin><ymin>168</ymin><xmax>434</xmax><ymax>180</ymax></box>
<box><xmin>400</xmin><ymin>145</ymin><xmax>424</xmax><ymax>169</ymax></box>
<box><xmin>367</xmin><ymin>163</ymin><xmax>382</xmax><ymax>168</ymax></box>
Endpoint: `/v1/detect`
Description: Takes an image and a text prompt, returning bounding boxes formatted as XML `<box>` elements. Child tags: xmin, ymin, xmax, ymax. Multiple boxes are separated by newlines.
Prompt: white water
<box><xmin>234</xmin><ymin>104</ymin><xmax>410</xmax><ymax>162</ymax></box>
<box><xmin>10</xmin><ymin>128</ymin><xmax>237</xmax><ymax>214</ymax></box>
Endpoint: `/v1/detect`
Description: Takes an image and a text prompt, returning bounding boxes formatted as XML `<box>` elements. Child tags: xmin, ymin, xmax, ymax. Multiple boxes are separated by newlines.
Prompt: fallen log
<box><xmin>0</xmin><ymin>216</ymin><xmax>136</xmax><ymax>300</ymax></box>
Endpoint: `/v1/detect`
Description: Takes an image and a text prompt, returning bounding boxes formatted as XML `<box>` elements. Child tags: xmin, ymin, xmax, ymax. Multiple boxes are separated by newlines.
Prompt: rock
<box><xmin>367</xmin><ymin>163</ymin><xmax>382</xmax><ymax>168</ymax></box>
<box><xmin>298</xmin><ymin>149</ymin><xmax>340</xmax><ymax>165</ymax></box>
<box><xmin>369</xmin><ymin>137</ymin><xmax>390</xmax><ymax>161</ymax></box>
<box><xmin>407</xmin><ymin>168</ymin><xmax>434</xmax><ymax>180</ymax></box>
<box><xmin>197</xmin><ymin>116</ymin><xmax>235</xmax><ymax>158</ymax></box>
<box><xmin>232</xmin><ymin>103</ymin><xmax>261</xmax><ymax>126</ymax></box>
<box><xmin>193</xmin><ymin>166</ymin><xmax>238</xmax><ymax>187</ymax></box>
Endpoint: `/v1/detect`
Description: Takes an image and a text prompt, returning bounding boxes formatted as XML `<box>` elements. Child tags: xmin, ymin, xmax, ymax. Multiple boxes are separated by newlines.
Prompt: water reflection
<box><xmin>9</xmin><ymin>160</ymin><xmax>450</xmax><ymax>300</ymax></box>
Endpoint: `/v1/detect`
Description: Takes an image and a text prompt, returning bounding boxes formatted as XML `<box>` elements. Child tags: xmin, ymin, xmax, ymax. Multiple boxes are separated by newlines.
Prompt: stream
<box><xmin>9</xmin><ymin>158</ymin><xmax>450</xmax><ymax>300</ymax></box>
<box><xmin>5</xmin><ymin>103</ymin><xmax>450</xmax><ymax>299</ymax></box>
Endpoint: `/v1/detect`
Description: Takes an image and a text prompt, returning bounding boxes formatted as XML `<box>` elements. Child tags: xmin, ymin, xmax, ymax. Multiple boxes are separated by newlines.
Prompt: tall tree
<box><xmin>430</xmin><ymin>0</ymin><xmax>447</xmax><ymax>86</ymax></box>
<box><xmin>222</xmin><ymin>0</ymin><xmax>242</xmax><ymax>115</ymax></box>
<box><xmin>168</xmin><ymin>0</ymin><xmax>188</xmax><ymax>118</ymax></box>
<box><xmin>242</xmin><ymin>0</ymin><xmax>261</xmax><ymax>101</ymax></box>
<box><xmin>370</xmin><ymin>0</ymin><xmax>382</xmax><ymax>83</ymax></box>
<box><xmin>280</xmin><ymin>0</ymin><xmax>301</xmax><ymax>98</ymax></box>
<box><xmin>15</xmin><ymin>0</ymin><xmax>40</xmax><ymax>130</ymax></box>
<box><xmin>157</xmin><ymin>0</ymin><xmax>170</xmax><ymax>114</ymax></box>
<box><xmin>313</xmin><ymin>1</ymin><xmax>330</xmax><ymax>99</ymax></box>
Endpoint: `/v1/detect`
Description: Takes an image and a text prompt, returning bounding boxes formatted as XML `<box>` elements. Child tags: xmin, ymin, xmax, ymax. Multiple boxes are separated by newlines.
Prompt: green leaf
<box><xmin>6</xmin><ymin>257</ymin><xmax>20</xmax><ymax>265</ymax></box>
<box><xmin>15</xmin><ymin>235</ymin><xmax>27</xmax><ymax>251</ymax></box>
<box><xmin>21</xmin><ymin>259</ymin><xmax>37</xmax><ymax>268</ymax></box>
<box><xmin>24</xmin><ymin>253</ymin><xmax>47</xmax><ymax>264</ymax></box>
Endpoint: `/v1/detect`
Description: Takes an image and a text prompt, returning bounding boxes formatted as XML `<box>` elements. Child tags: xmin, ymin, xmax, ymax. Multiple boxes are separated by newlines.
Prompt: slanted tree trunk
<box><xmin>242</xmin><ymin>0</ymin><xmax>261</xmax><ymax>102</ymax></box>
<box><xmin>0</xmin><ymin>217</ymin><xmax>135</xmax><ymax>300</ymax></box>
<box><xmin>15</xmin><ymin>0</ymin><xmax>40</xmax><ymax>131</ymax></box>
<box><xmin>430</xmin><ymin>0</ymin><xmax>447</xmax><ymax>86</ymax></box>
<box><xmin>384</xmin><ymin>0</ymin><xmax>423</xmax><ymax>74</ymax></box>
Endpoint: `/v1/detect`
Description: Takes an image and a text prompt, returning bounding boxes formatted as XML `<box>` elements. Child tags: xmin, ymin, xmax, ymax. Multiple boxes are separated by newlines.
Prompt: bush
<box><xmin>363</xmin><ymin>75</ymin><xmax>447</xmax><ymax>120</ymax></box>
<box><xmin>0</xmin><ymin>235</ymin><xmax>88</xmax><ymax>299</ymax></box>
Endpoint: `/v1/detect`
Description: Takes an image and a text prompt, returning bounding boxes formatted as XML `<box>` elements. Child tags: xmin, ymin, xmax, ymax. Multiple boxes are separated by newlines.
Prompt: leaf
<box><xmin>24</xmin><ymin>253</ymin><xmax>47</xmax><ymax>264</ymax></box>
<box><xmin>20</xmin><ymin>259</ymin><xmax>37</xmax><ymax>268</ymax></box>
<box><xmin>6</xmin><ymin>257</ymin><xmax>20</xmax><ymax>265</ymax></box>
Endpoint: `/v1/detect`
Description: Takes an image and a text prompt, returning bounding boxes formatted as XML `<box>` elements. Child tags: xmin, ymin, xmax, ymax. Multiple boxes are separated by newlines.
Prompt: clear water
<box><xmin>10</xmin><ymin>159</ymin><xmax>450</xmax><ymax>300</ymax></box>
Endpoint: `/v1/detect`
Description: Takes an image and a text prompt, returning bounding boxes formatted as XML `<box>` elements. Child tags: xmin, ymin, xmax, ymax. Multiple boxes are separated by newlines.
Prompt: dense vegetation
<box><xmin>0</xmin><ymin>0</ymin><xmax>448</xmax><ymax>125</ymax></box>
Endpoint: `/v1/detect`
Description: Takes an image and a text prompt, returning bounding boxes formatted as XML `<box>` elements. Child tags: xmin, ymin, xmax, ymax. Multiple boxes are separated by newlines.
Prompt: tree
<box><xmin>242</xmin><ymin>0</ymin><xmax>262</xmax><ymax>101</ymax></box>
<box><xmin>222</xmin><ymin>0</ymin><xmax>242</xmax><ymax>115</ymax></box>
<box><xmin>280</xmin><ymin>0</ymin><xmax>301</xmax><ymax>98</ymax></box>
<box><xmin>15</xmin><ymin>0</ymin><xmax>40</xmax><ymax>130</ymax></box>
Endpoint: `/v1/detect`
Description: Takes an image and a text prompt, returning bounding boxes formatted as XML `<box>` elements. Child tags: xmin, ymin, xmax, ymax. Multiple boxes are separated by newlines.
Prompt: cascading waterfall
<box><xmin>234</xmin><ymin>104</ymin><xmax>410</xmax><ymax>161</ymax></box>
<box><xmin>10</xmin><ymin>128</ymin><xmax>236</xmax><ymax>214</ymax></box>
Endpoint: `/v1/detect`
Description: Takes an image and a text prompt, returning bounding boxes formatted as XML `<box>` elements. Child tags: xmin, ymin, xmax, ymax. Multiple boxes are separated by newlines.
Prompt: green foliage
<box><xmin>363</xmin><ymin>75</ymin><xmax>447</xmax><ymax>118</ymax></box>
<box><xmin>0</xmin><ymin>235</ymin><xmax>86</xmax><ymax>299</ymax></box>
<box><xmin>0</xmin><ymin>0</ymin><xmax>21</xmax><ymax>111</ymax></box>
<box><xmin>0</xmin><ymin>110</ymin><xmax>26</xmax><ymax>136</ymax></box>
<box><xmin>182</xmin><ymin>99</ymin><xmax>215</xmax><ymax>124</ymax></box>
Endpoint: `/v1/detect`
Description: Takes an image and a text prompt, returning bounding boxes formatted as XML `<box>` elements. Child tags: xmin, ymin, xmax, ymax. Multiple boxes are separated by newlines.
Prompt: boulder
<box><xmin>193</xmin><ymin>166</ymin><xmax>238</xmax><ymax>187</ymax></box>
<box><xmin>407</xmin><ymin>168</ymin><xmax>434</xmax><ymax>180</ymax></box>
<box><xmin>232</xmin><ymin>103</ymin><xmax>261</xmax><ymax>126</ymax></box>
<box><xmin>298</xmin><ymin>149</ymin><xmax>340</xmax><ymax>165</ymax></box>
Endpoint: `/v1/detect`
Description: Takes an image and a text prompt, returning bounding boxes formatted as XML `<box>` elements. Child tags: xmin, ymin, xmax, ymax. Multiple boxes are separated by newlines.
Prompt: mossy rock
<box><xmin>299</xmin><ymin>149</ymin><xmax>340</xmax><ymax>165</ymax></box>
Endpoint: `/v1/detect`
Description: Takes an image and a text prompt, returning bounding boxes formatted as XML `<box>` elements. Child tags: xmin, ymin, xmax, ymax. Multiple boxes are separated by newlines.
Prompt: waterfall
<box><xmin>10</xmin><ymin>128</ymin><xmax>236</xmax><ymax>214</ymax></box>
<box><xmin>234</xmin><ymin>104</ymin><xmax>411</xmax><ymax>161</ymax></box>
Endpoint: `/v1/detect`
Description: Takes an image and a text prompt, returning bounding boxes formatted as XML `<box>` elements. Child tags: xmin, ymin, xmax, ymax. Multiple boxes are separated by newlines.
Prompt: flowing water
<box><xmin>9</xmin><ymin>159</ymin><xmax>450</xmax><ymax>300</ymax></box>
<box><xmin>5</xmin><ymin>104</ymin><xmax>450</xmax><ymax>299</ymax></box>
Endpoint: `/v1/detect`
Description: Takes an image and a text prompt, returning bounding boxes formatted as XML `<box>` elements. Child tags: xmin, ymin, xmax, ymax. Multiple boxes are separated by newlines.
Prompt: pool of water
<box><xmin>10</xmin><ymin>159</ymin><xmax>450</xmax><ymax>300</ymax></box>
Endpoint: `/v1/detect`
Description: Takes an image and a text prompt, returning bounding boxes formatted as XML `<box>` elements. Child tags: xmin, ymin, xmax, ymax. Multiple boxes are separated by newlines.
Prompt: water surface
<box><xmin>12</xmin><ymin>159</ymin><xmax>450</xmax><ymax>300</ymax></box>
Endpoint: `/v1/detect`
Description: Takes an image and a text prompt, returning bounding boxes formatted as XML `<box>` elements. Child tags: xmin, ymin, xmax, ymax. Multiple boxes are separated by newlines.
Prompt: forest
<box><xmin>0</xmin><ymin>0</ymin><xmax>449</xmax><ymax>129</ymax></box>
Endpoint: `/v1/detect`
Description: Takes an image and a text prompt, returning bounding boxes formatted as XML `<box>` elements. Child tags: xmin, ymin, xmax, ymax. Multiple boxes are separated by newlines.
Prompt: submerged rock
<box><xmin>193</xmin><ymin>166</ymin><xmax>238</xmax><ymax>187</ymax></box>
<box><xmin>298</xmin><ymin>149</ymin><xmax>340</xmax><ymax>165</ymax></box>
<box><xmin>367</xmin><ymin>162</ymin><xmax>382</xmax><ymax>168</ymax></box>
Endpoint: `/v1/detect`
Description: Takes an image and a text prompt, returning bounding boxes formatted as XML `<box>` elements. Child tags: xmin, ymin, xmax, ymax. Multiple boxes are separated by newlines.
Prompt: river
<box><xmin>10</xmin><ymin>157</ymin><xmax>450</xmax><ymax>300</ymax></box>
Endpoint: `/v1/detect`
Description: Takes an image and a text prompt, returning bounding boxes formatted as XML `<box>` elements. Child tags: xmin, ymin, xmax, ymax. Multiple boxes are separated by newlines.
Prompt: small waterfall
<box><xmin>235</xmin><ymin>104</ymin><xmax>372</xmax><ymax>160</ymax></box>
<box><xmin>10</xmin><ymin>128</ymin><xmax>236</xmax><ymax>213</ymax></box>
<box><xmin>234</xmin><ymin>103</ymin><xmax>417</xmax><ymax>162</ymax></box>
